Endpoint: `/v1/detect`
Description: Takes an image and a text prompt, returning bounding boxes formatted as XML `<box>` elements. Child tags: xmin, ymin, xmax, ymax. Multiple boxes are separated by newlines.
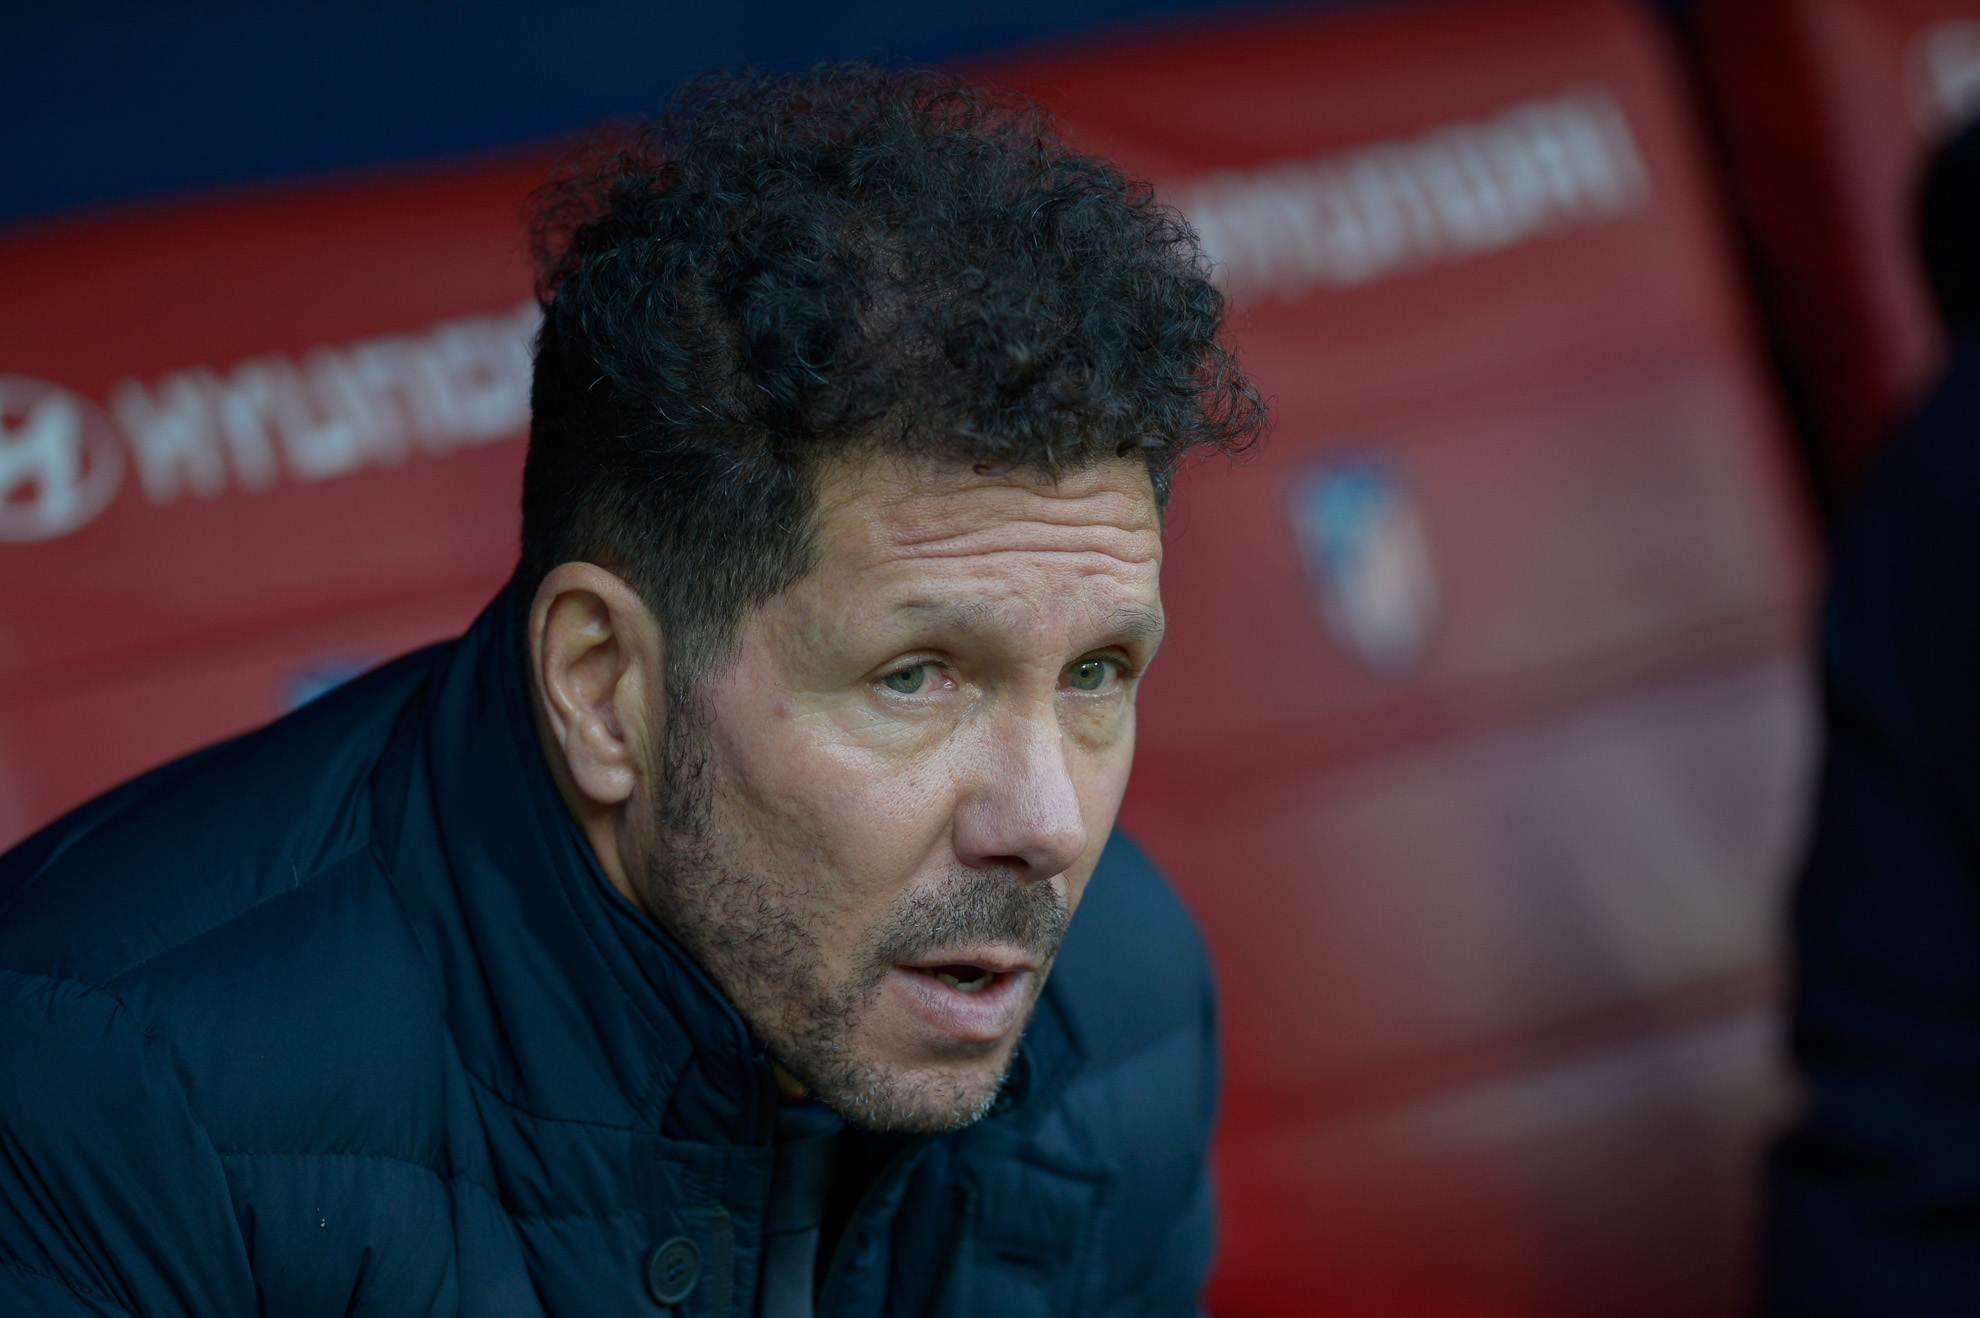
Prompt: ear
<box><xmin>527</xmin><ymin>562</ymin><xmax>664</xmax><ymax>809</ymax></box>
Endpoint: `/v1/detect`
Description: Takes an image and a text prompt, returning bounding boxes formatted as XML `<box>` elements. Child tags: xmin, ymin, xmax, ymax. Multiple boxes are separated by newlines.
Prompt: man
<box><xmin>1764</xmin><ymin>118</ymin><xmax>1980</xmax><ymax>1313</ymax></box>
<box><xmin>0</xmin><ymin>65</ymin><xmax>1262</xmax><ymax>1317</ymax></box>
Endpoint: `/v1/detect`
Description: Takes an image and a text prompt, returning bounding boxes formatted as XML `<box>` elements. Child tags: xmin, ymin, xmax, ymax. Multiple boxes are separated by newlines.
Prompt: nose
<box><xmin>952</xmin><ymin>703</ymin><xmax>1091</xmax><ymax>881</ymax></box>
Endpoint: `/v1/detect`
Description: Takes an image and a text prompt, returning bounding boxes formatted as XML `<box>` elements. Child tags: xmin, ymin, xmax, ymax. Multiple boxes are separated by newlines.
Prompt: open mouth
<box><xmin>918</xmin><ymin>963</ymin><xmax>996</xmax><ymax>993</ymax></box>
<box><xmin>889</xmin><ymin>955</ymin><xmax>1035</xmax><ymax>1042</ymax></box>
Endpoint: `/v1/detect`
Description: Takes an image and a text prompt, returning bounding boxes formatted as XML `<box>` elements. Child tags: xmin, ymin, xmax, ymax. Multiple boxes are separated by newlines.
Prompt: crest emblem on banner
<box><xmin>1289</xmin><ymin>454</ymin><xmax>1439</xmax><ymax>676</ymax></box>
<box><xmin>282</xmin><ymin>653</ymin><xmax>387</xmax><ymax>712</ymax></box>
<box><xmin>0</xmin><ymin>376</ymin><xmax>125</xmax><ymax>543</ymax></box>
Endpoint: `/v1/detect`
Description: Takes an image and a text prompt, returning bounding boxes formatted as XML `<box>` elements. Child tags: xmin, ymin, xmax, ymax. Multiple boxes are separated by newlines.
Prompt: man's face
<box><xmin>630</xmin><ymin>455</ymin><xmax>1164</xmax><ymax>1131</ymax></box>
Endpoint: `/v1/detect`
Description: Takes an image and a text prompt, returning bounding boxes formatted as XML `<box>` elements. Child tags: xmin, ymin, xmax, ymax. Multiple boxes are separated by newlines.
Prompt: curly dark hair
<box><xmin>520</xmin><ymin>63</ymin><xmax>1263</xmax><ymax>685</ymax></box>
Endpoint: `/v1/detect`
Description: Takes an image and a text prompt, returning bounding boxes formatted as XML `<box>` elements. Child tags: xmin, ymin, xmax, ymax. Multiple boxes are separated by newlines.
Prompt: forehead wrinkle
<box><xmin>873</xmin><ymin>552</ymin><xmax>1154</xmax><ymax>618</ymax></box>
<box><xmin>866</xmin><ymin>547</ymin><xmax>1159</xmax><ymax>580</ymax></box>
<box><xmin>806</xmin><ymin>460</ymin><xmax>1164</xmax><ymax>641</ymax></box>
<box><xmin>881</xmin><ymin>501</ymin><xmax>1157</xmax><ymax>540</ymax></box>
<box><xmin>874</xmin><ymin>508</ymin><xmax>1160</xmax><ymax>561</ymax></box>
<box><xmin>816</xmin><ymin>455</ymin><xmax>1162</xmax><ymax>563</ymax></box>
<box><xmin>891</xmin><ymin>596</ymin><xmax>1020</xmax><ymax>634</ymax></box>
<box><xmin>885</xmin><ymin>586</ymin><xmax>1160</xmax><ymax>653</ymax></box>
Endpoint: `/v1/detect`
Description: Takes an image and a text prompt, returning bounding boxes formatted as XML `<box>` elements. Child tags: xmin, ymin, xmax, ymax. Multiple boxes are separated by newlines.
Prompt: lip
<box><xmin>898</xmin><ymin>946</ymin><xmax>1038</xmax><ymax>978</ymax></box>
<box><xmin>887</xmin><ymin>949</ymin><xmax>1036</xmax><ymax>1043</ymax></box>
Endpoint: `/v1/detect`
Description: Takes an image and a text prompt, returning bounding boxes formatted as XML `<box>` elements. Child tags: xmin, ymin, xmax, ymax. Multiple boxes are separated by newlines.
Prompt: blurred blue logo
<box><xmin>1289</xmin><ymin>455</ymin><xmax>1439</xmax><ymax>676</ymax></box>
<box><xmin>281</xmin><ymin>653</ymin><xmax>382</xmax><ymax>712</ymax></box>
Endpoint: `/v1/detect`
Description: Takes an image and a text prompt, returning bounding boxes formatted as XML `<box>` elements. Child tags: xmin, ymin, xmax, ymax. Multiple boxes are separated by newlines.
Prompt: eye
<box><xmin>1065</xmin><ymin>657</ymin><xmax>1120</xmax><ymax>693</ymax></box>
<box><xmin>882</xmin><ymin>664</ymin><xmax>932</xmax><ymax>695</ymax></box>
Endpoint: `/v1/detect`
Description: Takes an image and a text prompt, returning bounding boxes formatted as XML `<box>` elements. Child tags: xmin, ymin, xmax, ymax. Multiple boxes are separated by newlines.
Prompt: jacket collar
<box><xmin>379</xmin><ymin>582</ymin><xmax>773</xmax><ymax>1145</ymax></box>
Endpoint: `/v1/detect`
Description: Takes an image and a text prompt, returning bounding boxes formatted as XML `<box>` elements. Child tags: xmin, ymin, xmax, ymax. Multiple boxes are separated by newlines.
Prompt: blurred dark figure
<box><xmin>1765</xmin><ymin>114</ymin><xmax>1980</xmax><ymax>1315</ymax></box>
<box><xmin>1920</xmin><ymin>123</ymin><xmax>1980</xmax><ymax>342</ymax></box>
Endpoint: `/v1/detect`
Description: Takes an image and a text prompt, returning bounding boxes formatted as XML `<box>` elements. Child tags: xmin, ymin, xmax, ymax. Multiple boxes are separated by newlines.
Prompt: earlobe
<box><xmin>528</xmin><ymin>563</ymin><xmax>663</xmax><ymax>809</ymax></box>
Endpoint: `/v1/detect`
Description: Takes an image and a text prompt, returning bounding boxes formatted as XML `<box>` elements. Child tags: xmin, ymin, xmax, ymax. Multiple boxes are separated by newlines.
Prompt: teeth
<box><xmin>934</xmin><ymin>970</ymin><xmax>991</xmax><ymax>993</ymax></box>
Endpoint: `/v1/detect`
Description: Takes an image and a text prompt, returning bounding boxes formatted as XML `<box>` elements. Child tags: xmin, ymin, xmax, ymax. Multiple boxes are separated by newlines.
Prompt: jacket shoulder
<box><xmin>1046</xmin><ymin>830</ymin><xmax>1216</xmax><ymax>1068</ymax></box>
<box><xmin>0</xmin><ymin>646</ymin><xmax>441</xmax><ymax>984</ymax></box>
<box><xmin>0</xmin><ymin>969</ymin><xmax>257</xmax><ymax>1316</ymax></box>
<box><xmin>0</xmin><ymin>646</ymin><xmax>475</xmax><ymax>1303</ymax></box>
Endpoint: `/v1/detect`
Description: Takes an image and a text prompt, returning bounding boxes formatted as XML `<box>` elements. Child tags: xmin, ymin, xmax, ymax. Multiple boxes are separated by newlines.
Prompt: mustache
<box><xmin>861</xmin><ymin>867</ymin><xmax>1072</xmax><ymax>975</ymax></box>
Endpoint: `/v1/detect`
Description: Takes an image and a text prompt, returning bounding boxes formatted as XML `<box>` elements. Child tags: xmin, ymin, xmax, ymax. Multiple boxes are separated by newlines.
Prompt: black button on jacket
<box><xmin>0</xmin><ymin>586</ymin><xmax>1219</xmax><ymax>1317</ymax></box>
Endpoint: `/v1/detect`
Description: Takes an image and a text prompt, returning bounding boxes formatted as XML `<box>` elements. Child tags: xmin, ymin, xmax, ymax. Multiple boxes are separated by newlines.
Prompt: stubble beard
<box><xmin>631</xmin><ymin>693</ymin><xmax>1072</xmax><ymax>1132</ymax></box>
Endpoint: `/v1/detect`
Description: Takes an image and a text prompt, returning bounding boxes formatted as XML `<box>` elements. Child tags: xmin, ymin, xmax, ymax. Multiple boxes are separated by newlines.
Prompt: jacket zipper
<box><xmin>926</xmin><ymin>1183</ymin><xmax>979</xmax><ymax>1318</ymax></box>
<box><xmin>813</xmin><ymin>1134</ymin><xmax>936</xmax><ymax>1315</ymax></box>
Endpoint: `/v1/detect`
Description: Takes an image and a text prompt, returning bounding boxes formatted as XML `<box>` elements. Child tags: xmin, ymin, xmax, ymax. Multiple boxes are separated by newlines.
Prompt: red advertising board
<box><xmin>1697</xmin><ymin>0</ymin><xmax>1980</xmax><ymax>486</ymax></box>
<box><xmin>0</xmin><ymin>161</ymin><xmax>546</xmax><ymax>842</ymax></box>
<box><xmin>988</xmin><ymin>0</ymin><xmax>1813</xmax><ymax>1312</ymax></box>
<box><xmin>0</xmin><ymin>0</ymin><xmax>1815</xmax><ymax>1313</ymax></box>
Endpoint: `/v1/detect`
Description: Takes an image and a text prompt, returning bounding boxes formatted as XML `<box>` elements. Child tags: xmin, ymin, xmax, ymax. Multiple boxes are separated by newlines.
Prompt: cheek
<box><xmin>709</xmin><ymin>709</ymin><xmax>961</xmax><ymax>935</ymax></box>
<box><xmin>738</xmin><ymin>719</ymin><xmax>956</xmax><ymax>842</ymax></box>
<box><xmin>1058</xmin><ymin>714</ymin><xmax>1136</xmax><ymax>922</ymax></box>
<box><xmin>1075</xmin><ymin>707</ymin><xmax>1136</xmax><ymax>819</ymax></box>
<box><xmin>1059</xmin><ymin>861</ymin><xmax>1097</xmax><ymax>922</ymax></box>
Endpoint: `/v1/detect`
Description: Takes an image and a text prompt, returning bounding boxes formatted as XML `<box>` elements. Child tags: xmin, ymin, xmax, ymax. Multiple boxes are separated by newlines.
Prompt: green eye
<box><xmin>883</xmin><ymin>665</ymin><xmax>929</xmax><ymax>694</ymax></box>
<box><xmin>1067</xmin><ymin>658</ymin><xmax>1114</xmax><ymax>692</ymax></box>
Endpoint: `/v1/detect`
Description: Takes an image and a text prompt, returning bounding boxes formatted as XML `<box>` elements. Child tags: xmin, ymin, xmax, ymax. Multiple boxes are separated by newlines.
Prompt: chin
<box><xmin>794</xmin><ymin>1048</ymin><xmax>1014</xmax><ymax>1134</ymax></box>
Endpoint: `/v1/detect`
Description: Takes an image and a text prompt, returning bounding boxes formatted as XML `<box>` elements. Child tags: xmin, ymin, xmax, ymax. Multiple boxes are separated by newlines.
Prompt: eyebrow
<box><xmin>890</xmin><ymin>599</ymin><xmax>1165</xmax><ymax>646</ymax></box>
<box><xmin>1105</xmin><ymin>604</ymin><xmax>1167</xmax><ymax>644</ymax></box>
<box><xmin>892</xmin><ymin>598</ymin><xmax>1004</xmax><ymax>633</ymax></box>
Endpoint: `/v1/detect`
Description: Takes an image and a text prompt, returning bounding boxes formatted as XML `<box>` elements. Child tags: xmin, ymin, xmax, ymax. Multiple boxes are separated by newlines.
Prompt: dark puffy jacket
<box><xmin>1765</xmin><ymin>332</ymin><xmax>1980</xmax><ymax>1312</ymax></box>
<box><xmin>0</xmin><ymin>586</ymin><xmax>1218</xmax><ymax>1317</ymax></box>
